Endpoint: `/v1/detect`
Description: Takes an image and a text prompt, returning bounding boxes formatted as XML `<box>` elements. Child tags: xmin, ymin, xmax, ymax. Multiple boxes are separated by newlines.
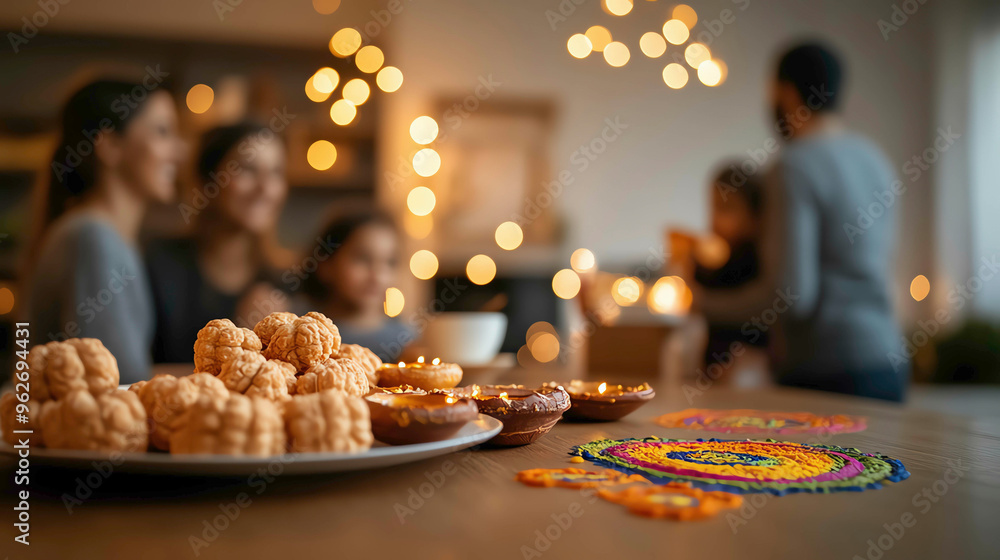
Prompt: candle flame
<box><xmin>598</xmin><ymin>382</ymin><xmax>607</xmax><ymax>395</ymax></box>
<box><xmin>398</xmin><ymin>361</ymin><xmax>405</xmax><ymax>367</ymax></box>
<box><xmin>417</xmin><ymin>356</ymin><xmax>425</xmax><ymax>363</ymax></box>
<box><xmin>432</xmin><ymin>357</ymin><xmax>441</xmax><ymax>365</ymax></box>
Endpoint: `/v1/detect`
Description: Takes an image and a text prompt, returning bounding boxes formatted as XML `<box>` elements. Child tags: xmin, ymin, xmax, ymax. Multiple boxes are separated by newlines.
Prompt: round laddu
<box><xmin>193</xmin><ymin>319</ymin><xmax>262</xmax><ymax>375</ymax></box>
<box><xmin>283</xmin><ymin>389</ymin><xmax>373</xmax><ymax>453</ymax></box>
<box><xmin>39</xmin><ymin>389</ymin><xmax>148</xmax><ymax>452</ymax></box>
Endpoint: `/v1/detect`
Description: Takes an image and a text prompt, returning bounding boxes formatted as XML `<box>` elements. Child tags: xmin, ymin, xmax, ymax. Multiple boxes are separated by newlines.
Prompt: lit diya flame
<box><xmin>598</xmin><ymin>382</ymin><xmax>607</xmax><ymax>395</ymax></box>
<box><xmin>398</xmin><ymin>361</ymin><xmax>405</xmax><ymax>367</ymax></box>
<box><xmin>417</xmin><ymin>356</ymin><xmax>425</xmax><ymax>363</ymax></box>
<box><xmin>432</xmin><ymin>357</ymin><xmax>441</xmax><ymax>365</ymax></box>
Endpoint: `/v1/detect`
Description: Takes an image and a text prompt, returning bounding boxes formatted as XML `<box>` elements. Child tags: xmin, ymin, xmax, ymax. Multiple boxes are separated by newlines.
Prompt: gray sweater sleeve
<box><xmin>64</xmin><ymin>222</ymin><xmax>152</xmax><ymax>383</ymax></box>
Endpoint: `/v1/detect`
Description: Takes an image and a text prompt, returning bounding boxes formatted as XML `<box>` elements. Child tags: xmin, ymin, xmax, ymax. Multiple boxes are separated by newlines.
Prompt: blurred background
<box><xmin>0</xmin><ymin>0</ymin><xmax>998</xmax><ymax>402</ymax></box>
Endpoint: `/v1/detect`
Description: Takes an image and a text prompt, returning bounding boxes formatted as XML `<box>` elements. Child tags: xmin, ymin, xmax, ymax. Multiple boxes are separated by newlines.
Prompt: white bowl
<box><xmin>422</xmin><ymin>312</ymin><xmax>508</xmax><ymax>366</ymax></box>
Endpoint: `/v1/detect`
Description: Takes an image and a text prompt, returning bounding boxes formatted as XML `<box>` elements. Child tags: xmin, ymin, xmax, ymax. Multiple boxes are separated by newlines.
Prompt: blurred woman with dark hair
<box><xmin>146</xmin><ymin>121</ymin><xmax>291</xmax><ymax>363</ymax></box>
<box><xmin>300</xmin><ymin>211</ymin><xmax>413</xmax><ymax>362</ymax></box>
<box><xmin>26</xmin><ymin>79</ymin><xmax>182</xmax><ymax>383</ymax></box>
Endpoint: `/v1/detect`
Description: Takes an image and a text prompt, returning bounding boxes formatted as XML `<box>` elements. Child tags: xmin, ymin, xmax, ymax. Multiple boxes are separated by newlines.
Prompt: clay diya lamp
<box><xmin>451</xmin><ymin>384</ymin><xmax>571</xmax><ymax>446</ymax></box>
<box><xmin>365</xmin><ymin>392</ymin><xmax>479</xmax><ymax>445</ymax></box>
<box><xmin>378</xmin><ymin>357</ymin><xmax>463</xmax><ymax>391</ymax></box>
<box><xmin>560</xmin><ymin>381</ymin><xmax>655</xmax><ymax>422</ymax></box>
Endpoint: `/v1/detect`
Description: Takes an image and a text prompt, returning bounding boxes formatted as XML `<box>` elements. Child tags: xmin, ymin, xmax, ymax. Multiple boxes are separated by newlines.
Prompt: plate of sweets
<box><xmin>0</xmin><ymin>312</ymin><xmax>500</xmax><ymax>476</ymax></box>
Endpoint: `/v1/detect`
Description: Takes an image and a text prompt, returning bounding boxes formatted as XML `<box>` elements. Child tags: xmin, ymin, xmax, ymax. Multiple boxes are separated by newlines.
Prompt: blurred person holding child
<box><xmin>687</xmin><ymin>42</ymin><xmax>906</xmax><ymax>401</ymax></box>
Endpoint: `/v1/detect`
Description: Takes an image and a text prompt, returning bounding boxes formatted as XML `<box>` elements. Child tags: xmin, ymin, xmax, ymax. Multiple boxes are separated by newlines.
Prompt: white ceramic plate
<box><xmin>0</xmin><ymin>415</ymin><xmax>502</xmax><ymax>476</ymax></box>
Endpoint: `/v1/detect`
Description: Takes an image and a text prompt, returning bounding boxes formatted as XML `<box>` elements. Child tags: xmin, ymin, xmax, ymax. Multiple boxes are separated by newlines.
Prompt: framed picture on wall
<box><xmin>431</xmin><ymin>98</ymin><xmax>559</xmax><ymax>255</ymax></box>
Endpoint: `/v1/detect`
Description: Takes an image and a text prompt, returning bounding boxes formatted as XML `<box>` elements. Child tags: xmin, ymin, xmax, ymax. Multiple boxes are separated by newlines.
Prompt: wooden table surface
<box><xmin>3</xmin><ymin>367</ymin><xmax>999</xmax><ymax>560</ymax></box>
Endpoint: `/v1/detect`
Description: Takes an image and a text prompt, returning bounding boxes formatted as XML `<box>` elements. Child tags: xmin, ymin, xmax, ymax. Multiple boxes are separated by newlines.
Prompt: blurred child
<box><xmin>301</xmin><ymin>211</ymin><xmax>414</xmax><ymax>362</ymax></box>
<box><xmin>690</xmin><ymin>163</ymin><xmax>768</xmax><ymax>368</ymax></box>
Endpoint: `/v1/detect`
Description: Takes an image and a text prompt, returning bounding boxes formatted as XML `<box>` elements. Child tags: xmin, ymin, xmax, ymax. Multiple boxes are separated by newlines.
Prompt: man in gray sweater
<box><xmin>695</xmin><ymin>43</ymin><xmax>907</xmax><ymax>401</ymax></box>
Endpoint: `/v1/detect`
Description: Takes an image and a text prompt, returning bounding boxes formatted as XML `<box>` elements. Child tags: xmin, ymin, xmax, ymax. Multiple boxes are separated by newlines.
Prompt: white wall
<box><xmin>381</xmin><ymin>0</ymin><xmax>935</xmax><ymax>323</ymax></box>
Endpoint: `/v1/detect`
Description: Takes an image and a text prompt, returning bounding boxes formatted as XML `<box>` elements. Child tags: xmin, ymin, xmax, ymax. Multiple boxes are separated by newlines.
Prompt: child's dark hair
<box><xmin>712</xmin><ymin>162</ymin><xmax>764</xmax><ymax>216</ymax></box>
<box><xmin>301</xmin><ymin>209</ymin><xmax>398</xmax><ymax>301</ymax></box>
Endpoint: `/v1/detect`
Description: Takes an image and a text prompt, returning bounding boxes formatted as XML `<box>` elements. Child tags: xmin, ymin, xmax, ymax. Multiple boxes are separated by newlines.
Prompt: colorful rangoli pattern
<box><xmin>654</xmin><ymin>409</ymin><xmax>866</xmax><ymax>435</ymax></box>
<box><xmin>570</xmin><ymin>437</ymin><xmax>909</xmax><ymax>495</ymax></box>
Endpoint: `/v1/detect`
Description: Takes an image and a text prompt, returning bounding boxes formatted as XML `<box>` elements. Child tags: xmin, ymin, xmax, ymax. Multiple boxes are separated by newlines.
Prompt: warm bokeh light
<box><xmin>186</xmin><ymin>84</ymin><xmax>214</xmax><ymax>114</ymax></box>
<box><xmin>0</xmin><ymin>286</ymin><xmax>14</xmax><ymax>315</ymax></box>
<box><xmin>570</xmin><ymin>248</ymin><xmax>596</xmax><ymax>273</ymax></box>
<box><xmin>612</xmin><ymin>277</ymin><xmax>644</xmax><ymax>306</ymax></box>
<box><xmin>662</xmin><ymin>63</ymin><xmax>689</xmax><ymax>89</ymax></box>
<box><xmin>694</xmin><ymin>235</ymin><xmax>730</xmax><ymax>269</ymax></box>
<box><xmin>409</xmin><ymin>116</ymin><xmax>439</xmax><ymax>145</ymax></box>
<box><xmin>604</xmin><ymin>0</ymin><xmax>633</xmax><ymax>16</ymax></box>
<box><xmin>526</xmin><ymin>321</ymin><xmax>556</xmax><ymax>341</ymax></box>
<box><xmin>516</xmin><ymin>345</ymin><xmax>533</xmax><ymax>367</ymax></box>
<box><xmin>406</xmin><ymin>186</ymin><xmax>436</xmax><ymax>216</ymax></box>
<box><xmin>413</xmin><ymin>148</ymin><xmax>441</xmax><ymax>177</ymax></box>
<box><xmin>342</xmin><ymin>78</ymin><xmax>370</xmax><ymax>105</ymax></box>
<box><xmin>910</xmin><ymin>275</ymin><xmax>930</xmax><ymax>301</ymax></box>
<box><xmin>312</xmin><ymin>67</ymin><xmax>340</xmax><ymax>94</ymax></box>
<box><xmin>384</xmin><ymin>287</ymin><xmax>405</xmax><ymax>317</ymax></box>
<box><xmin>672</xmin><ymin>4</ymin><xmax>698</xmax><ymax>29</ymax></box>
<box><xmin>466</xmin><ymin>254</ymin><xmax>497</xmax><ymax>286</ymax></box>
<box><xmin>495</xmin><ymin>221</ymin><xmax>524</xmax><ymax>251</ymax></box>
<box><xmin>356</xmin><ymin>45</ymin><xmax>385</xmax><ymax>73</ymax></box>
<box><xmin>715</xmin><ymin>59</ymin><xmax>729</xmax><ymax>85</ymax></box>
<box><xmin>698</xmin><ymin>60</ymin><xmax>723</xmax><ymax>86</ymax></box>
<box><xmin>330</xmin><ymin>99</ymin><xmax>357</xmax><ymax>125</ymax></box>
<box><xmin>662</xmin><ymin>19</ymin><xmax>690</xmax><ymax>45</ymax></box>
<box><xmin>640</xmin><ymin>32</ymin><xmax>667</xmax><ymax>58</ymax></box>
<box><xmin>304</xmin><ymin>75</ymin><xmax>332</xmax><ymax>103</ymax></box>
<box><xmin>529</xmin><ymin>332</ymin><xmax>560</xmax><ymax>363</ymax></box>
<box><xmin>684</xmin><ymin>43</ymin><xmax>710</xmax><ymax>68</ymax></box>
<box><xmin>403</xmin><ymin>213</ymin><xmax>433</xmax><ymax>239</ymax></box>
<box><xmin>552</xmin><ymin>269</ymin><xmax>582</xmax><ymax>299</ymax></box>
<box><xmin>306</xmin><ymin>140</ymin><xmax>337</xmax><ymax>171</ymax></box>
<box><xmin>312</xmin><ymin>0</ymin><xmax>340</xmax><ymax>15</ymax></box>
<box><xmin>585</xmin><ymin>26</ymin><xmax>613</xmax><ymax>52</ymax></box>
<box><xmin>409</xmin><ymin>250</ymin><xmax>439</xmax><ymax>280</ymax></box>
<box><xmin>376</xmin><ymin>66</ymin><xmax>404</xmax><ymax>92</ymax></box>
<box><xmin>567</xmin><ymin>33</ymin><xmax>593</xmax><ymax>59</ymax></box>
<box><xmin>603</xmin><ymin>41</ymin><xmax>630</xmax><ymax>67</ymax></box>
<box><xmin>648</xmin><ymin>276</ymin><xmax>693</xmax><ymax>314</ymax></box>
<box><xmin>330</xmin><ymin>28</ymin><xmax>362</xmax><ymax>57</ymax></box>
<box><xmin>648</xmin><ymin>276</ymin><xmax>679</xmax><ymax>314</ymax></box>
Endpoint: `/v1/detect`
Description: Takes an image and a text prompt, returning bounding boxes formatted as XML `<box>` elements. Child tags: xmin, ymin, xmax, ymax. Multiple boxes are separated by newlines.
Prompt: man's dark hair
<box><xmin>777</xmin><ymin>42</ymin><xmax>843</xmax><ymax>112</ymax></box>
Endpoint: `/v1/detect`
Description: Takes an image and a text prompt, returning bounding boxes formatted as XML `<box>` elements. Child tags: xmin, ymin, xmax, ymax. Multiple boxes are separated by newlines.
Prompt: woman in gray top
<box><xmin>25</xmin><ymin>79</ymin><xmax>182</xmax><ymax>383</ymax></box>
<box><xmin>693</xmin><ymin>43</ymin><xmax>907</xmax><ymax>401</ymax></box>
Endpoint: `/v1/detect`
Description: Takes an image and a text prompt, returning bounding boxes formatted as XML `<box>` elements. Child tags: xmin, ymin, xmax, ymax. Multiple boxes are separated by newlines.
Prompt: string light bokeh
<box><xmin>565</xmin><ymin>2</ymin><xmax>728</xmax><ymax>89</ymax></box>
